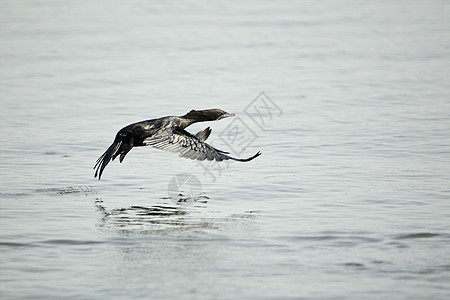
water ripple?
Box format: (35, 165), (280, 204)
(394, 233), (442, 239)
(39, 239), (105, 246)
(35, 185), (94, 195)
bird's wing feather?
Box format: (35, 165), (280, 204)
(94, 139), (122, 179)
(143, 127), (261, 162)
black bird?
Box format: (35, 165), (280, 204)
(94, 109), (261, 179)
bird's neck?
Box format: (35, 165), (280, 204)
(179, 115), (216, 129)
(178, 117), (197, 129)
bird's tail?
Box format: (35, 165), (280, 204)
(94, 139), (122, 180)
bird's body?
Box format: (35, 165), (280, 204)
(94, 109), (261, 179)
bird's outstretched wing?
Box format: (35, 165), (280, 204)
(144, 127), (261, 162)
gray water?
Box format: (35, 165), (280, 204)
(1, 1), (449, 299)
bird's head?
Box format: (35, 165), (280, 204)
(183, 109), (235, 122)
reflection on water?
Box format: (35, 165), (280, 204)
(95, 193), (213, 233)
(165, 193), (209, 204)
(95, 193), (259, 236)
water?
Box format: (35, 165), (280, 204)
(1, 0), (449, 299)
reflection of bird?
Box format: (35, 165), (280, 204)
(94, 109), (262, 179)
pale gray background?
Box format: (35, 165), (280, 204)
(1, 1), (449, 299)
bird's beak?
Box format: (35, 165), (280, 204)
(219, 112), (236, 120)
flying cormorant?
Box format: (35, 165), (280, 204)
(94, 109), (261, 179)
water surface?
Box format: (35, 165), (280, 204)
(1, 1), (449, 299)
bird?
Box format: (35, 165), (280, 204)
(94, 109), (262, 179)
